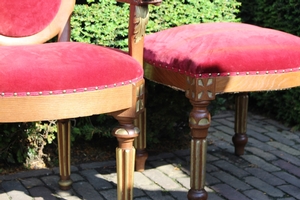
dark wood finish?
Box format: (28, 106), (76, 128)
(233, 93), (249, 155)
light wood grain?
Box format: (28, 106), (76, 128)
(0, 84), (134, 123)
(144, 62), (300, 94)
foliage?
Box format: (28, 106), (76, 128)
(238, 0), (300, 35)
(0, 122), (56, 167)
(71, 0), (241, 50)
(238, 0), (300, 128)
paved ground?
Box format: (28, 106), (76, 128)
(1, 110), (300, 200)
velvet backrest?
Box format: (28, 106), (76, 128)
(0, 0), (75, 45)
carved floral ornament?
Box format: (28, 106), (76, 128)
(134, 5), (149, 43)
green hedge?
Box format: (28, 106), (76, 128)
(238, 0), (300, 128)
(71, 0), (241, 49)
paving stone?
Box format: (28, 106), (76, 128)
(133, 172), (153, 187)
(244, 176), (284, 197)
(72, 181), (104, 199)
(247, 123), (268, 133)
(281, 130), (300, 140)
(245, 129), (270, 142)
(70, 173), (85, 182)
(263, 119), (290, 130)
(156, 164), (188, 179)
(242, 155), (280, 172)
(265, 131), (296, 146)
(21, 178), (44, 189)
(273, 171), (300, 187)
(207, 192), (226, 200)
(243, 189), (271, 200)
(174, 149), (190, 157)
(269, 150), (300, 166)
(100, 188), (144, 200)
(142, 183), (175, 200)
(29, 186), (57, 200)
(267, 141), (300, 156)
(277, 185), (300, 199)
(247, 138), (277, 152)
(210, 184), (251, 200)
(211, 127), (233, 143)
(41, 175), (60, 191)
(169, 187), (188, 200)
(80, 169), (113, 190)
(211, 171), (251, 191)
(134, 197), (151, 200)
(272, 160), (300, 178)
(245, 147), (277, 161)
(52, 165), (78, 174)
(1, 180), (32, 200)
(245, 168), (286, 186)
(205, 173), (221, 186)
(206, 154), (220, 163)
(214, 118), (235, 128)
(212, 160), (249, 178)
(55, 189), (77, 198)
(166, 156), (188, 167)
(206, 163), (219, 173)
(1, 169), (52, 181)
(0, 191), (10, 200)
(142, 169), (182, 190)
(175, 176), (190, 189)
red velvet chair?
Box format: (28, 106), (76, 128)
(0, 0), (158, 199)
(136, 21), (300, 199)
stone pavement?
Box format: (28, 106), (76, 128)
(1, 110), (300, 199)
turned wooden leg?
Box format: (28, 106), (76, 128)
(57, 119), (72, 190)
(134, 109), (148, 172)
(113, 118), (139, 200)
(232, 93), (249, 155)
(187, 100), (210, 200)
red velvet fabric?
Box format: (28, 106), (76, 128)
(0, 42), (143, 97)
(144, 23), (300, 77)
(0, 0), (61, 37)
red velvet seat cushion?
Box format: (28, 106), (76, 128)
(0, 42), (143, 97)
(144, 22), (300, 78)
(0, 0), (61, 37)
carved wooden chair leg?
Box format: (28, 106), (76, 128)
(57, 119), (72, 190)
(187, 100), (211, 200)
(232, 93), (249, 156)
(134, 109), (148, 172)
(113, 117), (139, 200)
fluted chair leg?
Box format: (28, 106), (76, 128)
(57, 119), (72, 190)
(134, 109), (148, 172)
(113, 119), (139, 200)
(187, 100), (210, 200)
(232, 93), (249, 155)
